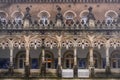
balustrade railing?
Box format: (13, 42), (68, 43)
(0, 20), (120, 33)
(0, 20), (120, 31)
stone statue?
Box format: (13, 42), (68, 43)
(23, 7), (32, 28)
(87, 7), (96, 21)
(55, 6), (63, 27)
(24, 7), (31, 20)
(87, 7), (96, 27)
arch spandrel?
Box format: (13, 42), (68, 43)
(93, 36), (107, 48)
(0, 36), (19, 49)
(44, 38), (57, 49)
(108, 38), (120, 49)
(30, 38), (42, 49)
(61, 36), (91, 49)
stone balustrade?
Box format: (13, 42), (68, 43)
(0, 20), (120, 31)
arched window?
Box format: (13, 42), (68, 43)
(40, 14), (48, 25)
(14, 16), (22, 24)
(45, 53), (53, 69)
(11, 11), (23, 24)
(64, 53), (74, 69)
(0, 11), (7, 23)
(38, 11), (50, 26)
(111, 51), (120, 68)
(93, 53), (99, 68)
(0, 17), (6, 23)
(78, 59), (86, 69)
(106, 16), (113, 24)
(81, 17), (87, 24)
(105, 10), (118, 25)
(87, 51), (101, 68)
(80, 10), (89, 25)
(64, 11), (76, 26)
(17, 54), (25, 69)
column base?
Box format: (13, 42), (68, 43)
(24, 65), (30, 78)
(105, 66), (111, 75)
(57, 65), (62, 78)
(8, 66), (14, 75)
(89, 67), (95, 78)
(73, 65), (78, 78)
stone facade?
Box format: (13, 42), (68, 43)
(0, 0), (120, 78)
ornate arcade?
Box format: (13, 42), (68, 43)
(0, 1), (120, 78)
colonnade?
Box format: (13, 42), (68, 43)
(0, 35), (117, 77)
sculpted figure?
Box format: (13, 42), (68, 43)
(56, 7), (63, 27)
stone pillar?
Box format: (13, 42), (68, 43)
(89, 47), (94, 78)
(42, 47), (45, 63)
(41, 46), (46, 77)
(26, 48), (30, 65)
(58, 47), (61, 66)
(89, 47), (94, 67)
(9, 48), (14, 75)
(57, 47), (62, 77)
(105, 47), (111, 74)
(74, 47), (77, 66)
(74, 47), (78, 78)
(40, 39), (46, 77)
(10, 48), (13, 66)
(25, 47), (30, 78)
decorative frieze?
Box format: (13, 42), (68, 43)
(0, 0), (119, 3)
